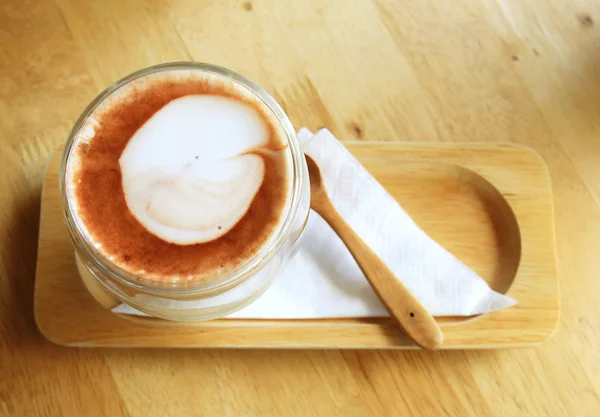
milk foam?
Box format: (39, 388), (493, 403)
(66, 68), (293, 281)
(120, 95), (269, 244)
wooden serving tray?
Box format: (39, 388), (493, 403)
(34, 142), (558, 349)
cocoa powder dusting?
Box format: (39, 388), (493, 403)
(71, 72), (291, 281)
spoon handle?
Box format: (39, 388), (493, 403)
(315, 199), (443, 350)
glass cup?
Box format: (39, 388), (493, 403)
(59, 62), (310, 321)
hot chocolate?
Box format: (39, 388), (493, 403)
(65, 69), (293, 283)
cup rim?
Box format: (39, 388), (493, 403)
(59, 61), (305, 296)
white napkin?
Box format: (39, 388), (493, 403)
(113, 128), (516, 318)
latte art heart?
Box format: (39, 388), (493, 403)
(120, 96), (269, 245)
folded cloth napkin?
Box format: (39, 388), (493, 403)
(113, 128), (516, 318)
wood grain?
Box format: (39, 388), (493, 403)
(305, 154), (444, 350)
(2, 0), (600, 415)
(34, 143), (556, 349)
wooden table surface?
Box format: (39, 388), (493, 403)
(1, 0), (599, 415)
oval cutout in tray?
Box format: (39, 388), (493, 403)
(363, 159), (522, 321)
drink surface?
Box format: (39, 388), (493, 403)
(66, 69), (293, 283)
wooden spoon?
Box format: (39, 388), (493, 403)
(305, 155), (443, 350)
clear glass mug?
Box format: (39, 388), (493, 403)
(59, 62), (310, 321)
